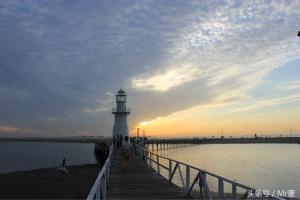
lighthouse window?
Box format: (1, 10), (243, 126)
(117, 96), (126, 102)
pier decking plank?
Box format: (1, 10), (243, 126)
(107, 149), (186, 199)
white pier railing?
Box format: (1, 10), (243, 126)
(87, 143), (283, 200)
(135, 145), (283, 200)
(87, 144), (113, 200)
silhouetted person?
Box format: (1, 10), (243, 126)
(94, 142), (109, 166)
(113, 137), (117, 146)
(199, 172), (204, 198)
(298, 31), (300, 37)
(120, 135), (123, 147)
(121, 136), (132, 170)
(57, 158), (69, 174)
(116, 134), (123, 149)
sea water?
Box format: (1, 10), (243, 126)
(0, 141), (96, 174)
(155, 144), (300, 197)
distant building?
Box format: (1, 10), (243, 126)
(112, 88), (130, 142)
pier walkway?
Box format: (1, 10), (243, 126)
(107, 149), (184, 199)
(87, 144), (283, 200)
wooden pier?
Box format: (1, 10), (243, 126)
(87, 144), (281, 200)
(107, 149), (185, 199)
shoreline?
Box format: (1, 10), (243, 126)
(0, 163), (97, 175)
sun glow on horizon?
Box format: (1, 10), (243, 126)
(132, 100), (300, 138)
(139, 117), (162, 127)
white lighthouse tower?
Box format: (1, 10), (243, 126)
(112, 88), (130, 142)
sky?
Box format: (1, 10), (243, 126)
(0, 0), (300, 138)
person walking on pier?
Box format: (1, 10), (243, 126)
(199, 172), (204, 198)
(121, 136), (132, 170)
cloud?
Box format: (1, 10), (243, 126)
(0, 124), (39, 133)
(234, 94), (300, 112)
(0, 125), (19, 132)
(130, 1), (300, 94)
(78, 131), (98, 136)
(131, 64), (200, 92)
(139, 117), (162, 127)
(127, 0), (300, 124)
(0, 1), (300, 136)
(279, 81), (300, 91)
(83, 92), (113, 113)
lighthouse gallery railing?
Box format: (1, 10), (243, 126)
(87, 144), (113, 200)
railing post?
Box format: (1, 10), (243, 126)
(103, 175), (107, 200)
(232, 183), (237, 200)
(218, 178), (224, 200)
(202, 173), (213, 200)
(157, 155), (160, 174)
(145, 150), (148, 163)
(185, 166), (190, 195)
(142, 149), (145, 162)
(96, 184), (100, 200)
(150, 152), (152, 167)
(137, 145), (140, 156)
(106, 167), (109, 187)
(168, 160), (172, 181)
(177, 164), (185, 188)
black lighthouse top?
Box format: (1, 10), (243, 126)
(116, 87), (126, 102)
(118, 88), (125, 94)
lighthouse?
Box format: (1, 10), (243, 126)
(112, 88), (130, 143)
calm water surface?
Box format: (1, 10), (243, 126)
(156, 144), (300, 195)
(0, 142), (96, 174)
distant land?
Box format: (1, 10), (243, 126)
(0, 136), (110, 143)
(1, 136), (300, 144)
(146, 136), (300, 144)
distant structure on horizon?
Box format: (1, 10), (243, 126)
(112, 87), (130, 142)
